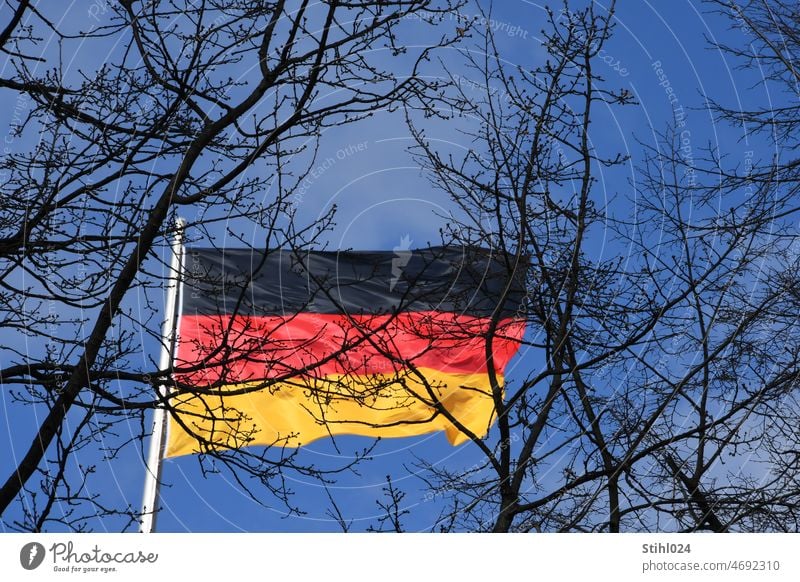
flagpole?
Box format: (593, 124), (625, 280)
(140, 217), (185, 534)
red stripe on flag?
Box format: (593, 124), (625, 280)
(176, 311), (524, 385)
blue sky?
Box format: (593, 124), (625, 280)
(0, 0), (782, 532)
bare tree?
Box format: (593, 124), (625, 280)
(401, 0), (800, 532)
(0, 0), (463, 532)
(5, 0), (799, 534)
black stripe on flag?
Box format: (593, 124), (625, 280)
(182, 246), (527, 317)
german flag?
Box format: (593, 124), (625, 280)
(166, 246), (526, 457)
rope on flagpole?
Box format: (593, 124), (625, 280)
(140, 217), (185, 533)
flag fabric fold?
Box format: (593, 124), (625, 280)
(166, 246), (526, 457)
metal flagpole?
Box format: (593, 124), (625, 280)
(140, 218), (185, 533)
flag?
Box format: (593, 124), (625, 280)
(166, 246), (526, 457)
